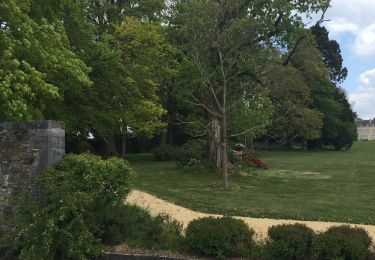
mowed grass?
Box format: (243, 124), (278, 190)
(128, 141), (375, 225)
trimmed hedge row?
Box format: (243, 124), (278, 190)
(185, 216), (254, 258)
(185, 218), (372, 260)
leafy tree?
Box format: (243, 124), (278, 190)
(0, 0), (91, 121)
(267, 62), (323, 146)
(307, 25), (357, 149)
(17, 0), (173, 156)
(66, 1), (173, 156)
(110, 16), (177, 155)
(170, 0), (330, 188)
(311, 25), (348, 84)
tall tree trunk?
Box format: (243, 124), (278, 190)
(105, 133), (117, 157)
(121, 133), (126, 158)
(207, 115), (222, 168)
(222, 115), (228, 189)
(160, 130), (167, 146)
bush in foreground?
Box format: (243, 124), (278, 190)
(313, 225), (372, 260)
(185, 216), (254, 258)
(3, 153), (135, 259)
(101, 204), (184, 251)
(265, 223), (314, 260)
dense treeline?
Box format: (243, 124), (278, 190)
(1, 0), (356, 184)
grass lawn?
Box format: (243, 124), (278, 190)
(128, 141), (375, 225)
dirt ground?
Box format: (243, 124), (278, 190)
(127, 189), (375, 248)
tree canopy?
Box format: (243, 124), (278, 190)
(0, 0), (358, 186)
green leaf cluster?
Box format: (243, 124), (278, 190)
(3, 153), (135, 259)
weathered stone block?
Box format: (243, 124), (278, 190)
(58, 136), (65, 149)
(5, 151), (22, 162)
(31, 136), (49, 149)
(0, 120), (65, 223)
(48, 136), (59, 148)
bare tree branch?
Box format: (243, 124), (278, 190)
(314, 5), (330, 27)
(189, 93), (223, 118)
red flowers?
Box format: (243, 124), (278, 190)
(242, 154), (268, 169)
(233, 148), (268, 169)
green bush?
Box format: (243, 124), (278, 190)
(313, 225), (372, 260)
(3, 153), (135, 260)
(265, 223), (314, 260)
(101, 204), (184, 251)
(228, 149), (242, 164)
(153, 144), (177, 161)
(175, 139), (206, 166)
(185, 216), (254, 258)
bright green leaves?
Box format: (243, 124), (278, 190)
(0, 0), (91, 121)
(112, 16), (178, 137)
(4, 154), (135, 259)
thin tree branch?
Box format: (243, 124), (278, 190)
(189, 94), (223, 118)
(314, 5), (330, 26)
(282, 36), (304, 66)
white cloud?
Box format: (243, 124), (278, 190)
(325, 0), (375, 28)
(354, 24), (375, 57)
(349, 68), (375, 119)
(310, 0), (375, 57)
(326, 18), (358, 37)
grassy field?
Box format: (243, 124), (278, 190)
(128, 141), (375, 225)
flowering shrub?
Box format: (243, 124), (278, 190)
(232, 146), (268, 169)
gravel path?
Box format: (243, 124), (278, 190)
(127, 189), (375, 248)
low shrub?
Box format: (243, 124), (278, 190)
(175, 139), (206, 166)
(313, 225), (372, 260)
(153, 144), (177, 161)
(228, 149), (242, 164)
(3, 153), (135, 259)
(265, 223), (314, 260)
(185, 216), (254, 258)
(229, 146), (268, 169)
(101, 204), (184, 251)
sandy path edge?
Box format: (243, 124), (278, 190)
(126, 189), (375, 248)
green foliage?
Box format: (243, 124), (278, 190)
(288, 28), (357, 150)
(228, 148), (242, 165)
(153, 144), (178, 161)
(267, 62), (323, 143)
(0, 0), (91, 121)
(185, 216), (254, 258)
(313, 225), (371, 260)
(100, 204), (184, 251)
(265, 224), (314, 260)
(175, 139), (206, 166)
(310, 25), (348, 84)
(4, 153), (135, 259)
(112, 16), (177, 137)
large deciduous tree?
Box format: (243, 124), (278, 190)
(10, 0), (173, 156)
(308, 25), (357, 149)
(171, 0), (330, 188)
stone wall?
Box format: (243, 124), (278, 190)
(0, 120), (65, 220)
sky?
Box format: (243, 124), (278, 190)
(308, 0), (375, 119)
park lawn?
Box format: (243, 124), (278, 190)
(128, 141), (375, 225)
